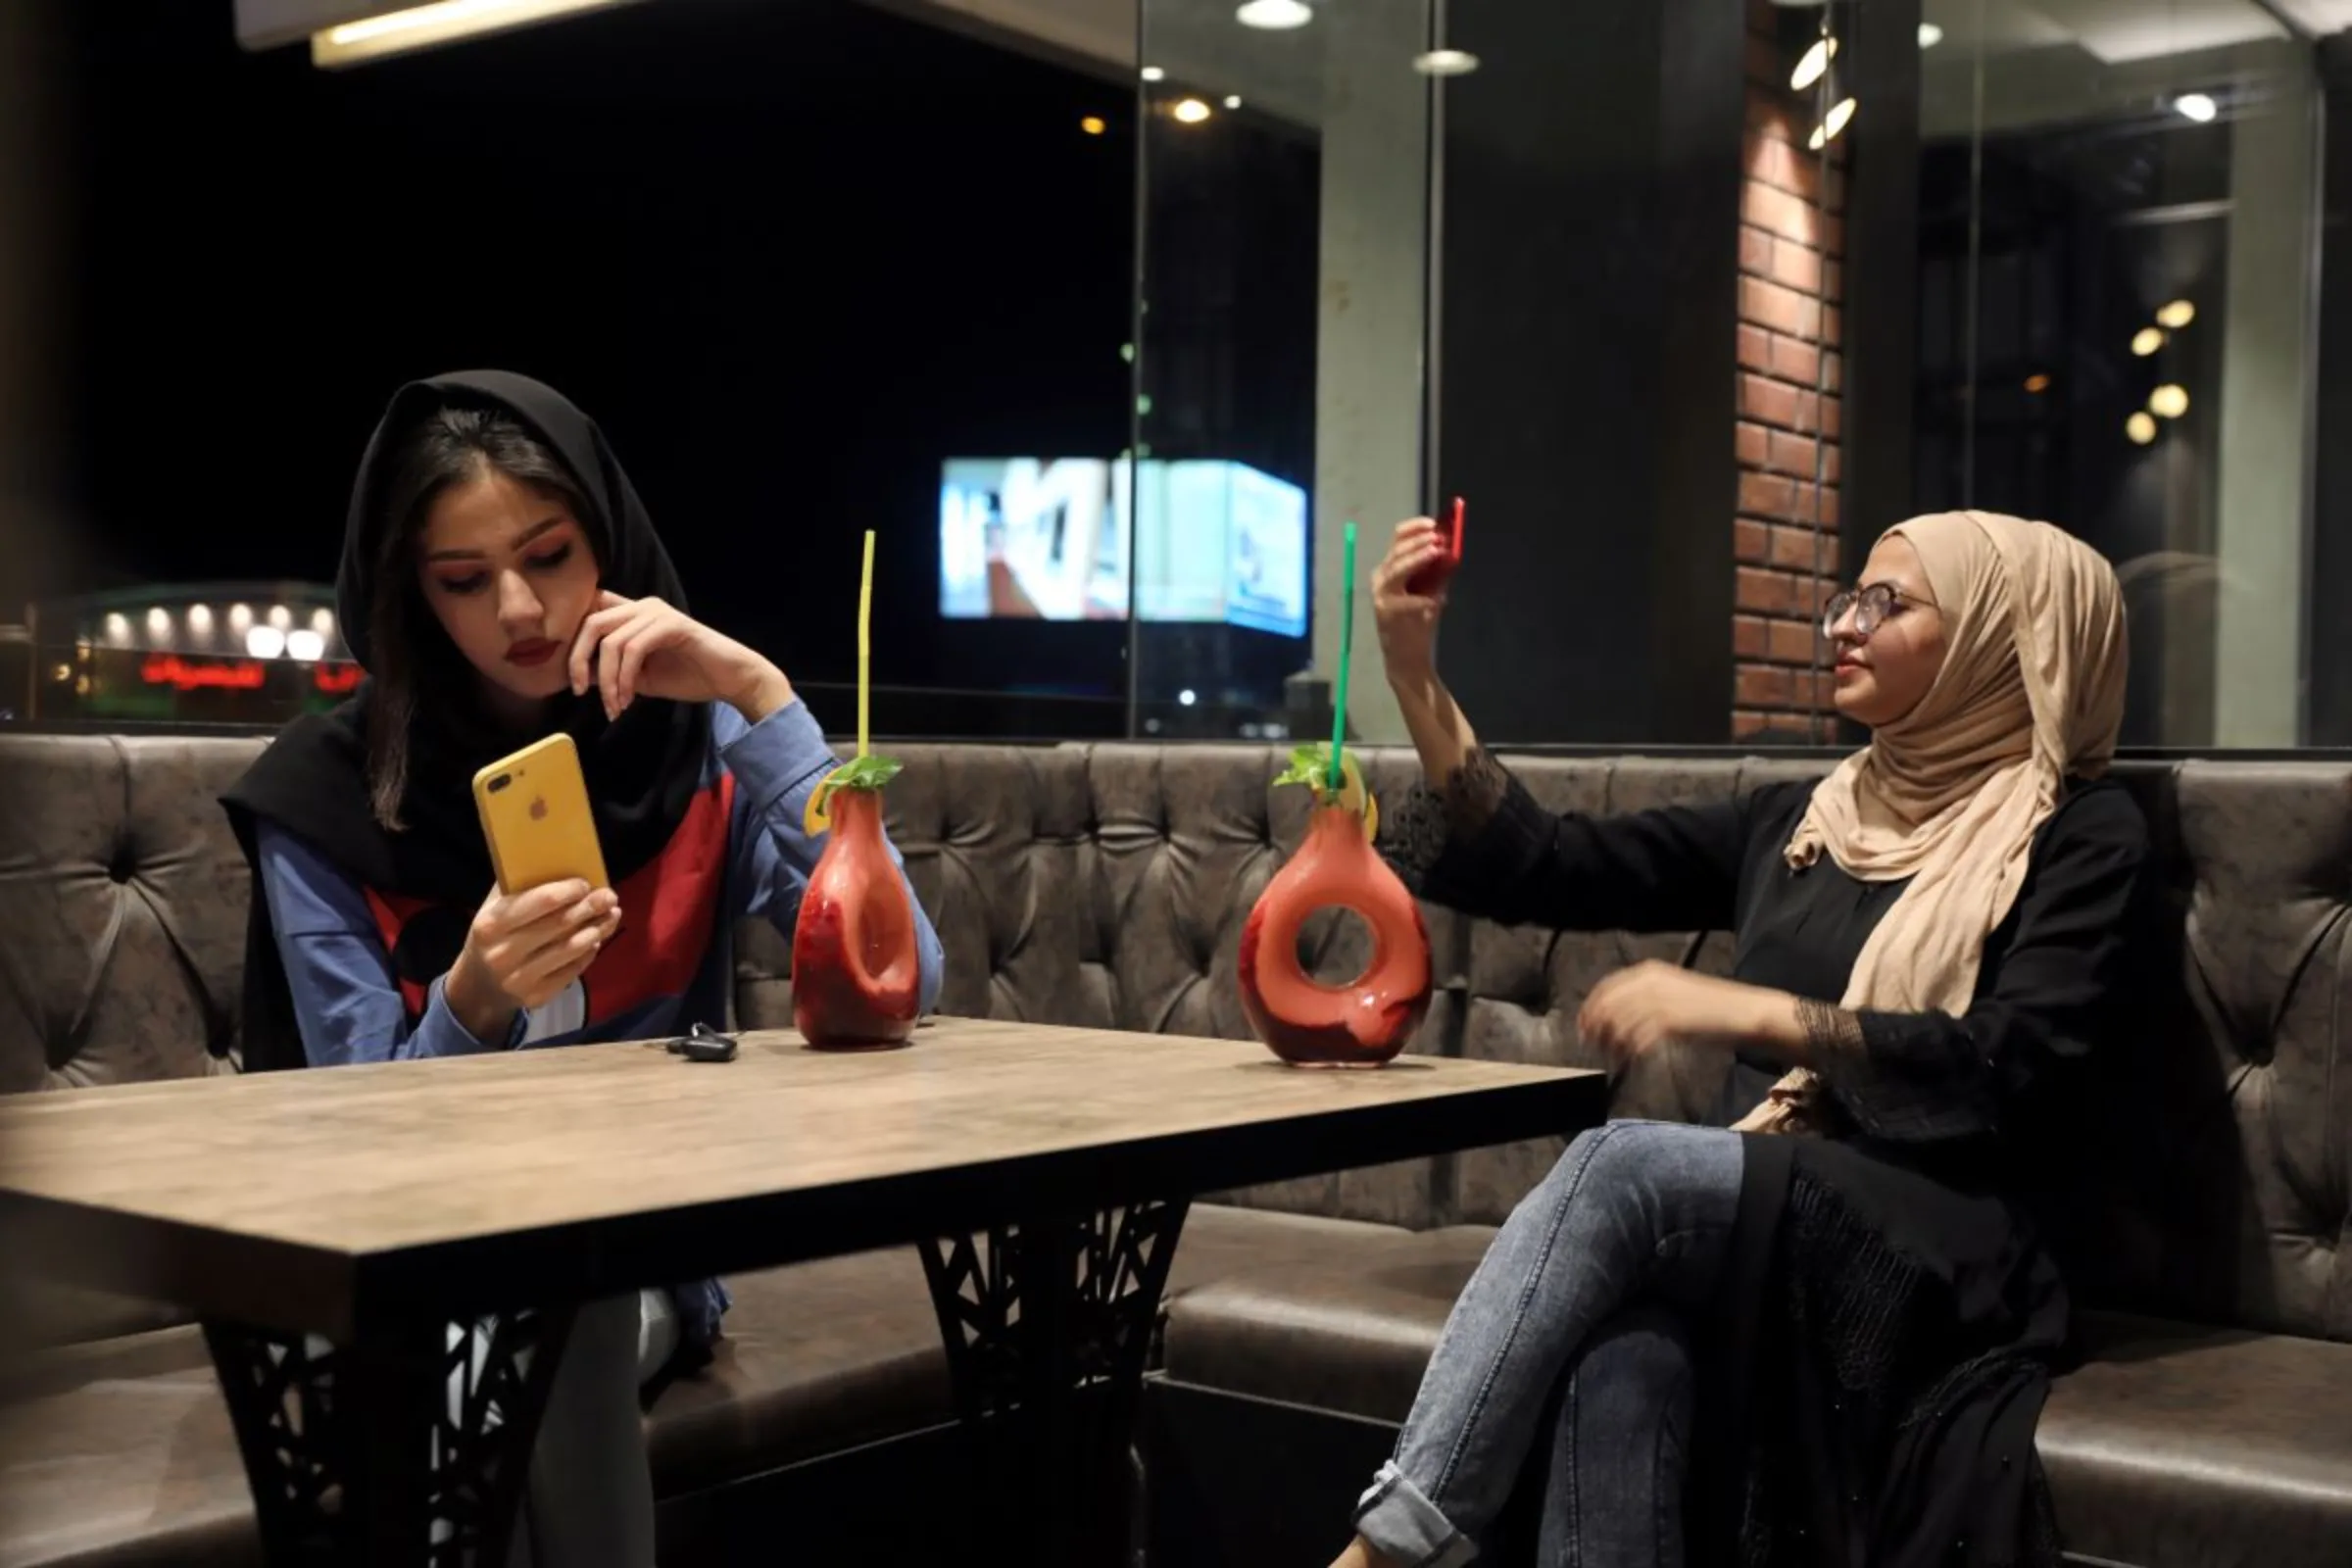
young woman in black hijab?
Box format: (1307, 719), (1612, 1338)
(223, 370), (944, 1566)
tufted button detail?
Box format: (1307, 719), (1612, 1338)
(107, 850), (135, 885)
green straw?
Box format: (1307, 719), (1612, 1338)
(1330, 521), (1357, 792)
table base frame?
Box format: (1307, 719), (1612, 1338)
(204, 1306), (577, 1568)
(921, 1200), (1192, 1565)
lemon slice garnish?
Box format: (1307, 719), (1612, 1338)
(803, 763), (852, 837)
(1334, 755), (1379, 843)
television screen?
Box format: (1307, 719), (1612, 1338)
(940, 457), (1307, 637)
(938, 459), (1124, 620)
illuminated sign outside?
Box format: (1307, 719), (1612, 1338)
(136, 654), (364, 695)
(39, 581), (358, 722)
(141, 655), (267, 692)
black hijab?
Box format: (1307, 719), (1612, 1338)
(222, 370), (711, 1071)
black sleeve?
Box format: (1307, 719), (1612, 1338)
(1377, 748), (1754, 933)
(1812, 782), (2150, 1143)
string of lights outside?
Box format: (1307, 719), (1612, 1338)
(27, 583), (356, 724)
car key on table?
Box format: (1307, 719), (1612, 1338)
(665, 1022), (739, 1063)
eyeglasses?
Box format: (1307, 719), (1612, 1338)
(1820, 583), (1936, 640)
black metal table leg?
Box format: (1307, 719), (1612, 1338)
(204, 1306), (577, 1567)
(922, 1200), (1191, 1567)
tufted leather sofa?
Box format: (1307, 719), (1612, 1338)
(2, 736), (2348, 1568)
(1136, 749), (2352, 1568)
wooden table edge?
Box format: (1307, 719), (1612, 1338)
(3, 1067), (1606, 1340)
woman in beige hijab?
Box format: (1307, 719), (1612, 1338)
(1331, 512), (2144, 1567)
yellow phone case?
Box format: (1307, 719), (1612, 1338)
(471, 734), (611, 896)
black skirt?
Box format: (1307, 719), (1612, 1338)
(1692, 1132), (2069, 1568)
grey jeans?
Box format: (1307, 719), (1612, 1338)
(503, 1289), (676, 1568)
(1354, 1121), (1742, 1568)
(311, 1293), (676, 1565)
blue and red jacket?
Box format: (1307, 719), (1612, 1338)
(253, 699), (946, 1347)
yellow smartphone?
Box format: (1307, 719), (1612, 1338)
(471, 734), (610, 896)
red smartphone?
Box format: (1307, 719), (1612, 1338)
(1404, 497), (1466, 597)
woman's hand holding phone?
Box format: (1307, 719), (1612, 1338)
(1373, 516), (1455, 690)
(446, 879), (620, 1041)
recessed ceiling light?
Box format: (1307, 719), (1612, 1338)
(1918, 22), (1943, 49)
(1171, 97), (1212, 124)
(2132, 327), (2166, 357)
(1235, 0), (1312, 28)
(1411, 48), (1480, 76)
(2156, 299), (2196, 329)
(2175, 92), (2218, 122)
(1223, 94), (1243, 110)
(1141, 65), (1166, 82)
(1080, 116), (1106, 135)
(2126, 412), (2157, 445)
(2148, 384), (2190, 419)
(1790, 36), (1837, 92)
(1807, 96), (1857, 150)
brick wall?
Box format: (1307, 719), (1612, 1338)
(1732, 0), (1846, 742)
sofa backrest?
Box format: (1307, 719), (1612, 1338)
(2, 734), (2345, 1344)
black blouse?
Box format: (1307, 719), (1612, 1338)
(1385, 754), (2150, 1154)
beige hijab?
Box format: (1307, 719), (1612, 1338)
(1733, 511), (2127, 1134)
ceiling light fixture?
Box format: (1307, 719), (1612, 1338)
(2132, 326), (2166, 357)
(1141, 65), (1166, 82)
(1808, 96), (1857, 150)
(2148, 384), (2190, 419)
(1411, 49), (1481, 76)
(310, 0), (637, 69)
(1171, 97), (1212, 124)
(2174, 92), (2218, 123)
(1223, 94), (1243, 110)
(1918, 22), (1944, 48)
(1235, 0), (1312, 29)
(2126, 412), (2158, 445)
(1790, 36), (1837, 92)
(2156, 299), (2196, 329)
(1081, 116), (1106, 135)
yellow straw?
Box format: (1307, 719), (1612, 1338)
(858, 530), (874, 758)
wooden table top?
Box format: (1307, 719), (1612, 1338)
(0, 1018), (1601, 1339)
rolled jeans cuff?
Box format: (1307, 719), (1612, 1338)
(1354, 1459), (1478, 1568)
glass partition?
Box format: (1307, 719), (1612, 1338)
(11, 0), (2350, 753)
(1129, 0), (1433, 745)
(1919, 0), (2328, 748)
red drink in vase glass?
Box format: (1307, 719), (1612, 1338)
(1237, 747), (1432, 1066)
(792, 757), (920, 1050)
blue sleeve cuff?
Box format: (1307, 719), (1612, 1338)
(416, 974), (523, 1056)
(717, 700), (840, 825)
